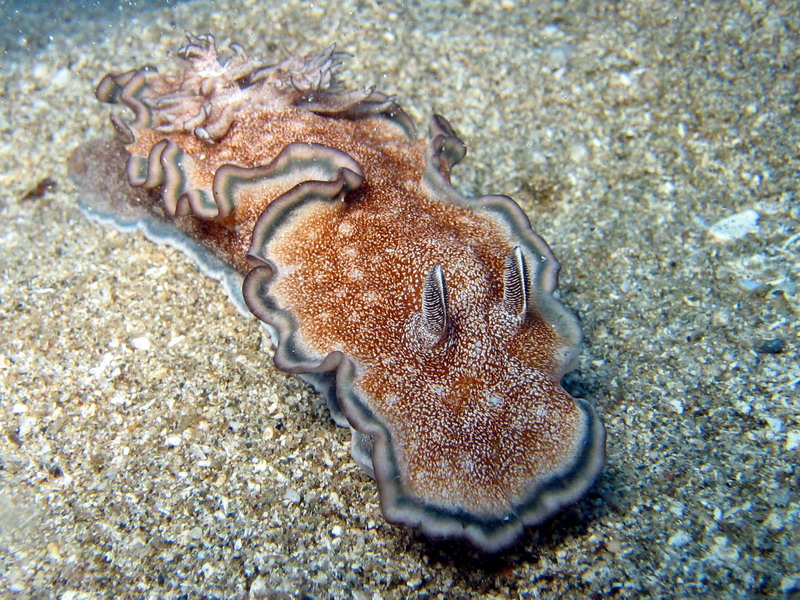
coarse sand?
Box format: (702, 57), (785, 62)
(1, 1), (798, 598)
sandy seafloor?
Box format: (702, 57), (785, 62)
(1, 0), (798, 598)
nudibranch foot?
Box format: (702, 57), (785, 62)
(70, 33), (606, 553)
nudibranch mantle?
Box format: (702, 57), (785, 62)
(70, 33), (605, 552)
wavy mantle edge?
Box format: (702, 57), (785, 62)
(75, 173), (350, 426)
(96, 54), (416, 223)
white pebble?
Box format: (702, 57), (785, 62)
(52, 67), (71, 88)
(785, 430), (800, 451)
(60, 592), (93, 600)
(668, 530), (691, 548)
(250, 576), (268, 598)
(668, 399), (684, 414)
(283, 488), (301, 504)
(32, 62), (49, 80)
(710, 536), (740, 562)
(764, 416), (783, 434)
(90, 353), (114, 377)
(18, 416), (36, 438)
(165, 434), (182, 447)
(568, 143), (589, 163)
(130, 336), (152, 351)
(708, 209), (760, 241)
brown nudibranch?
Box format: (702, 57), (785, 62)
(69, 33), (605, 552)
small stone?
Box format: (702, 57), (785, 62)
(669, 502), (685, 516)
(283, 488), (301, 504)
(580, 568), (597, 583)
(165, 434), (182, 447)
(569, 143), (589, 163)
(738, 279), (762, 291)
(130, 336), (152, 351)
(756, 338), (785, 354)
(18, 416), (36, 438)
(249, 576), (268, 599)
(780, 575), (799, 594)
(763, 511), (784, 531)
(668, 530), (691, 548)
(52, 67), (71, 88)
(785, 431), (800, 451)
(61, 593), (92, 600)
(708, 209), (759, 241)
(201, 562), (215, 578)
(47, 541), (62, 560)
(7, 567), (26, 592)
(668, 399), (684, 414)
(763, 416), (783, 434)
(710, 536), (740, 562)
(90, 353), (115, 377)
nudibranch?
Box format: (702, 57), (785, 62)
(69, 33), (605, 552)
